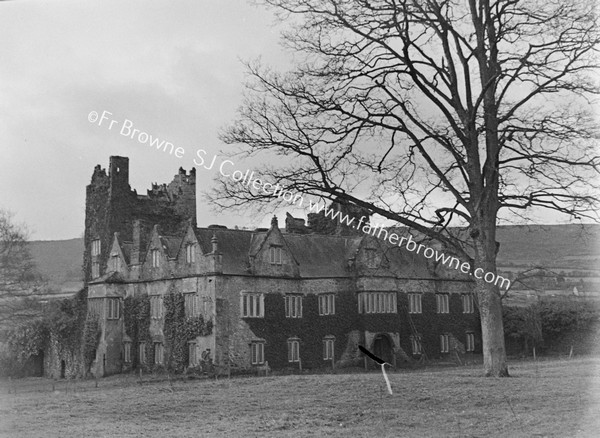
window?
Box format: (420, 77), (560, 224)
(110, 254), (121, 272)
(91, 239), (101, 256)
(154, 343), (164, 365)
(284, 295), (303, 318)
(184, 293), (199, 317)
(365, 248), (377, 268)
(150, 296), (163, 319)
(269, 246), (282, 264)
(151, 249), (160, 268)
(88, 298), (104, 317)
(139, 343), (146, 364)
(251, 342), (265, 365)
(440, 334), (449, 353)
(410, 335), (422, 355)
(323, 337), (335, 360)
(201, 296), (212, 318)
(318, 294), (336, 316)
(124, 342), (131, 363)
(466, 333), (475, 352)
(240, 292), (264, 318)
(408, 293), (422, 314)
(287, 338), (300, 363)
(188, 342), (197, 366)
(92, 262), (100, 279)
(186, 244), (195, 264)
(107, 298), (120, 319)
(357, 292), (397, 314)
(462, 294), (474, 313)
(436, 294), (450, 314)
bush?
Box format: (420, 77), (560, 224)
(539, 300), (597, 337)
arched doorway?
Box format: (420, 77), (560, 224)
(372, 334), (394, 365)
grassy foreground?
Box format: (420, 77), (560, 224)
(0, 357), (598, 437)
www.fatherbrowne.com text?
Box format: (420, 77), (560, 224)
(88, 109), (509, 290)
(194, 149), (510, 290)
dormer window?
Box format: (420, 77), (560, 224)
(151, 249), (160, 268)
(110, 254), (121, 272)
(91, 239), (101, 256)
(269, 246), (282, 265)
(186, 243), (195, 264)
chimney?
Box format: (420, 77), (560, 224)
(131, 220), (141, 265)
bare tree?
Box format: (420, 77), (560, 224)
(0, 209), (43, 325)
(212, 0), (599, 376)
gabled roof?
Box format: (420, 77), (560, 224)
(283, 233), (360, 277)
(88, 271), (125, 284)
(159, 236), (182, 259)
(194, 228), (258, 274)
(109, 233), (131, 266)
(121, 242), (132, 265)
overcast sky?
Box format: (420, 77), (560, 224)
(0, 0), (290, 240)
(1, 0), (582, 241)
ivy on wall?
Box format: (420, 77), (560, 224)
(123, 292), (212, 374)
(81, 315), (101, 372)
(1, 288), (101, 378)
(163, 292), (212, 373)
(244, 290), (482, 370)
(123, 294), (151, 370)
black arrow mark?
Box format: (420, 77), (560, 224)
(358, 345), (386, 365)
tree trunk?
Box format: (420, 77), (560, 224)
(476, 279), (509, 376)
(473, 231), (509, 376)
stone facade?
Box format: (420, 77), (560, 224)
(85, 156), (480, 376)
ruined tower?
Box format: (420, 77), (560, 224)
(83, 156), (196, 283)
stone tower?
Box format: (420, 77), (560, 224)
(83, 156), (196, 283)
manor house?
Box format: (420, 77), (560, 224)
(85, 156), (479, 376)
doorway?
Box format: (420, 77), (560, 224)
(372, 334), (394, 365)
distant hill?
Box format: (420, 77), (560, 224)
(29, 238), (83, 294)
(26, 224), (599, 294)
(496, 224), (600, 271)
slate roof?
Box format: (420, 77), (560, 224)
(194, 228), (257, 275)
(192, 227), (437, 279)
(283, 233), (357, 277)
(159, 236), (182, 259)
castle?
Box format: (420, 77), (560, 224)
(85, 156), (480, 376)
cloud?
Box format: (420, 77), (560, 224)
(0, 0), (288, 239)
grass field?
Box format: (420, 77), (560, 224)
(1, 357), (598, 437)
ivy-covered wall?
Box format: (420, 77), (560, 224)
(243, 290), (480, 370)
(121, 292), (212, 374)
(1, 288), (101, 379)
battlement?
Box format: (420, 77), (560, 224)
(84, 156), (197, 283)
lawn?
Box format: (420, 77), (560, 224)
(0, 357), (598, 437)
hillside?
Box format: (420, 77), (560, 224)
(29, 238), (83, 294)
(495, 224), (600, 270)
